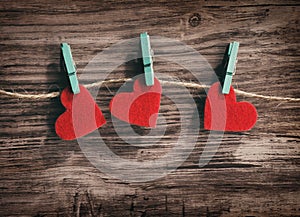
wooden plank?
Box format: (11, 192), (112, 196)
(0, 0), (299, 216)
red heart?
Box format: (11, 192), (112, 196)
(204, 82), (257, 131)
(55, 85), (106, 140)
(109, 76), (162, 127)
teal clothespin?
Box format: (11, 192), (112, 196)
(222, 41), (239, 94)
(140, 32), (154, 86)
(61, 43), (80, 94)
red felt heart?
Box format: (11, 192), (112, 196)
(204, 82), (257, 131)
(109, 76), (162, 127)
(55, 85), (106, 140)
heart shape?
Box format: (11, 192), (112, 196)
(109, 75), (162, 127)
(55, 85), (106, 140)
(204, 82), (257, 131)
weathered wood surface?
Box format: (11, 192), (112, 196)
(0, 0), (299, 216)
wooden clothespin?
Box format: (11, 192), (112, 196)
(140, 32), (154, 86)
(61, 43), (80, 94)
(222, 41), (239, 94)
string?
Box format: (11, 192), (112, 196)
(0, 78), (299, 102)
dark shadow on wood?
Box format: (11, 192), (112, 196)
(214, 43), (230, 86)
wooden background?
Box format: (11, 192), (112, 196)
(0, 0), (299, 216)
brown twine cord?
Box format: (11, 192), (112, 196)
(0, 78), (299, 102)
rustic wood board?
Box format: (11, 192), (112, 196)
(0, 0), (299, 216)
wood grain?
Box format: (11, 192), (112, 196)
(0, 0), (299, 216)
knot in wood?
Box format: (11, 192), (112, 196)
(189, 13), (201, 27)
